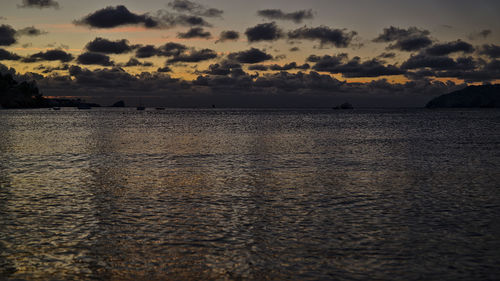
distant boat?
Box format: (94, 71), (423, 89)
(52, 107), (60, 110)
(155, 107), (165, 110)
(77, 104), (91, 109)
(137, 106), (146, 110)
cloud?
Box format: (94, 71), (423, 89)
(378, 52), (396, 59)
(288, 26), (357, 47)
(135, 45), (158, 58)
(77, 52), (113, 66)
(18, 0), (59, 9)
(257, 9), (313, 23)
(135, 42), (188, 58)
(0, 25), (17, 46)
(479, 44), (500, 59)
(85, 37), (135, 54)
(228, 48), (273, 64)
(158, 13), (211, 28)
(121, 58), (153, 67)
(373, 26), (429, 42)
(74, 5), (158, 29)
(248, 64), (269, 71)
(25, 49), (74, 62)
(311, 54), (405, 77)
(425, 40), (474, 56)
(374, 26), (432, 51)
(177, 27), (211, 39)
(0, 48), (21, 60)
(167, 48), (217, 63)
(269, 62), (310, 71)
(401, 53), (477, 71)
(245, 22), (283, 42)
(168, 0), (223, 17)
(424, 59), (500, 82)
(216, 30), (239, 43)
(198, 61), (244, 77)
(8, 60), (467, 107)
(157, 66), (172, 73)
(388, 36), (432, 52)
(16, 26), (48, 36)
(468, 29), (492, 40)
(160, 42), (189, 56)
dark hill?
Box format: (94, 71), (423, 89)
(0, 73), (47, 108)
(426, 85), (500, 108)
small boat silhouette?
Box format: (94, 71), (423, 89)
(137, 106), (146, 110)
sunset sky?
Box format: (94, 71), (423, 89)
(1, 0), (499, 107)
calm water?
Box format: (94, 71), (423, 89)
(0, 108), (499, 280)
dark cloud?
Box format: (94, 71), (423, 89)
(0, 48), (21, 60)
(0, 25), (17, 46)
(198, 61), (245, 78)
(167, 48), (217, 63)
(64, 66), (181, 91)
(228, 48), (273, 64)
(425, 40), (474, 56)
(378, 52), (396, 59)
(401, 54), (477, 71)
(288, 26), (357, 47)
(245, 22), (283, 42)
(468, 29), (492, 40)
(18, 0), (59, 9)
(426, 59), (500, 82)
(216, 30), (239, 43)
(85, 37), (135, 54)
(257, 9), (313, 23)
(135, 42), (188, 58)
(248, 64), (269, 71)
(388, 36), (432, 52)
(74, 5), (158, 29)
(374, 26), (432, 51)
(177, 27), (211, 39)
(135, 45), (158, 58)
(7, 60), (466, 107)
(122, 58), (153, 67)
(160, 14), (211, 27)
(16, 26), (47, 36)
(25, 49), (74, 63)
(168, 0), (223, 17)
(157, 66), (172, 73)
(269, 62), (310, 71)
(160, 42), (189, 56)
(312, 55), (405, 77)
(401, 54), (456, 70)
(35, 64), (70, 73)
(77, 52), (113, 66)
(479, 44), (500, 59)
(373, 26), (429, 42)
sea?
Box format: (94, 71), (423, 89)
(0, 108), (499, 280)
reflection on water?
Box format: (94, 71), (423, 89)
(0, 108), (499, 280)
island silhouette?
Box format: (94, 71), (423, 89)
(426, 85), (500, 108)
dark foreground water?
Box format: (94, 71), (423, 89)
(0, 108), (499, 280)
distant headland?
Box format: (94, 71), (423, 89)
(426, 85), (500, 108)
(1, 72), (105, 109)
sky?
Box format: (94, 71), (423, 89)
(0, 0), (499, 107)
